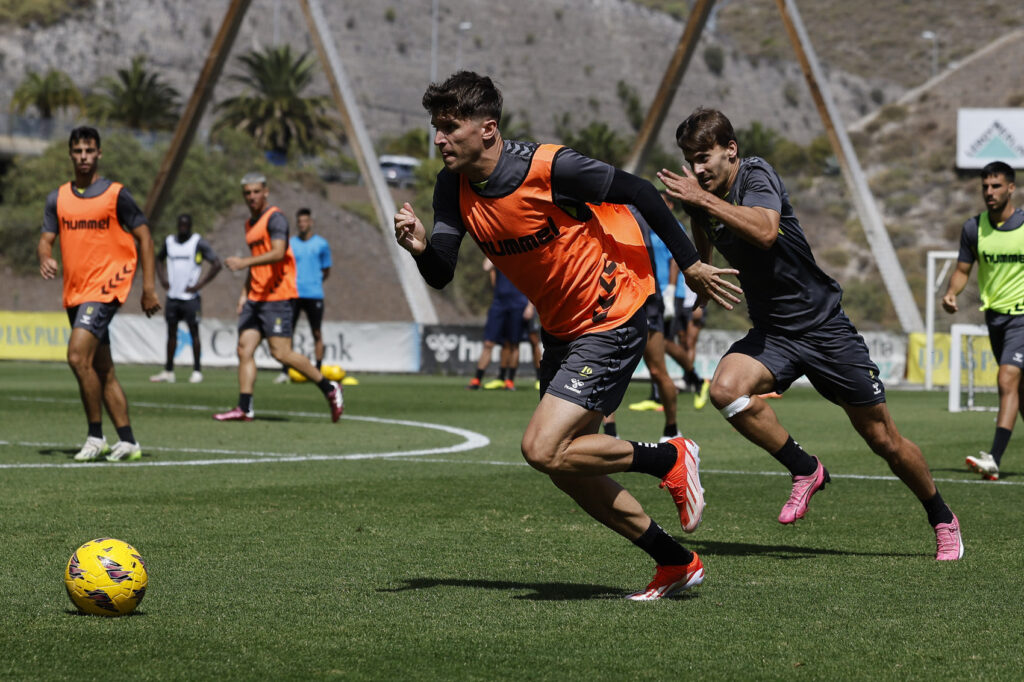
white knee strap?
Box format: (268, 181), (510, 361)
(720, 395), (751, 420)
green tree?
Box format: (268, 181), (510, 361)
(735, 121), (780, 160)
(87, 56), (181, 130)
(214, 45), (342, 158)
(10, 69), (83, 118)
(499, 111), (533, 142)
(554, 114), (629, 166)
(382, 128), (430, 157)
(616, 80), (644, 132)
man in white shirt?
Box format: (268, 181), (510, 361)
(151, 214), (222, 383)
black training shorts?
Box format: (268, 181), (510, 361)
(727, 309), (885, 407)
(238, 299), (294, 338)
(67, 300), (120, 345)
(539, 307), (648, 415)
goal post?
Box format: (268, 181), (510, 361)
(925, 250), (959, 390)
(948, 323), (998, 412)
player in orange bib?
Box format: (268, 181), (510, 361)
(213, 172), (344, 423)
(395, 72), (742, 600)
(37, 126), (161, 463)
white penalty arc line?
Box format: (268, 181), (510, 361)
(1, 396), (490, 469)
(3, 397), (1022, 486)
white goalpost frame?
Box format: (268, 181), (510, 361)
(948, 323), (996, 412)
(925, 250), (959, 390)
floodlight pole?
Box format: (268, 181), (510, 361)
(144, 0), (252, 227)
(623, 0), (716, 175)
(775, 0), (924, 333)
(299, 0), (439, 324)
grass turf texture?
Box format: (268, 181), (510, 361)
(1, 360), (1022, 680)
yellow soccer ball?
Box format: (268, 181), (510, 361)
(287, 367), (308, 383)
(65, 538), (148, 616)
(321, 364), (346, 382)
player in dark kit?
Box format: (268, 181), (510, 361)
(395, 72), (742, 599)
(659, 107), (963, 560)
(468, 258), (529, 391)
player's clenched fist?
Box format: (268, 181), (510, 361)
(394, 202), (427, 255)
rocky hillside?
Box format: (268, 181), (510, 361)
(2, 1), (1023, 328)
(0, 0), (899, 147)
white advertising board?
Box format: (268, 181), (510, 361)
(957, 108), (1024, 169)
(109, 315), (419, 372)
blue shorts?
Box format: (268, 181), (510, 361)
(67, 301), (120, 345)
(727, 309), (885, 407)
(483, 301), (527, 344)
(539, 307), (647, 415)
(986, 311), (1024, 368)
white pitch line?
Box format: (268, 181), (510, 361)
(3, 396), (1022, 486)
(0, 395), (490, 469)
(385, 457), (1024, 487)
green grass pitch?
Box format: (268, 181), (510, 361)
(1, 360), (1022, 680)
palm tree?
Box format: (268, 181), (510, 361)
(87, 56), (181, 130)
(10, 69), (84, 118)
(214, 45), (342, 159)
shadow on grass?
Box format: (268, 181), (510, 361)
(64, 609), (146, 617)
(686, 538), (917, 559)
(38, 447), (78, 457)
(378, 578), (699, 601)
(931, 466), (1013, 480)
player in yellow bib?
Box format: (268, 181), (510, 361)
(943, 161), (1024, 480)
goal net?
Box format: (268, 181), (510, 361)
(947, 323), (998, 413)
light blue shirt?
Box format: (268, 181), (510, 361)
(649, 227), (687, 296)
(290, 234), (332, 299)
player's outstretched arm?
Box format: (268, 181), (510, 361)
(942, 261), (972, 314)
(394, 202), (428, 255)
(38, 232), (59, 279)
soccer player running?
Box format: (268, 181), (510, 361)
(659, 107), (963, 560)
(943, 161), (1024, 481)
(151, 213), (222, 384)
(394, 72), (741, 599)
(468, 258), (529, 391)
(37, 126), (160, 462)
(274, 207), (333, 383)
(214, 173), (343, 423)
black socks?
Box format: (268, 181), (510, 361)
(772, 437), (818, 477)
(922, 491), (954, 527)
(990, 427), (1011, 464)
(633, 520), (693, 566)
(627, 441), (678, 479)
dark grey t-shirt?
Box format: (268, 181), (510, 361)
(262, 209), (289, 242)
(958, 208), (1024, 263)
(691, 156), (842, 334)
(42, 177), (147, 234)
